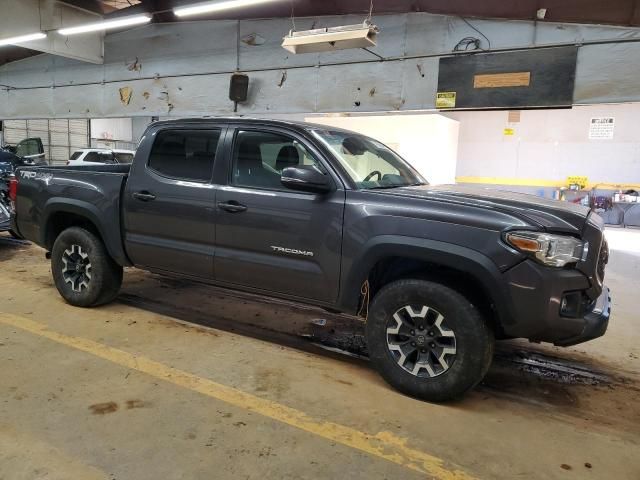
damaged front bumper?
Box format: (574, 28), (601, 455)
(554, 286), (611, 347)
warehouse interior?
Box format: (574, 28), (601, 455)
(1, 1), (639, 479)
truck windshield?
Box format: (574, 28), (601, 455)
(311, 129), (426, 189)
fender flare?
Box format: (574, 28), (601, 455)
(42, 198), (130, 266)
(338, 235), (515, 326)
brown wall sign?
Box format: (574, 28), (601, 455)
(473, 72), (531, 89)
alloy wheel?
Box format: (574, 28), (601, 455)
(61, 244), (92, 292)
(386, 305), (457, 377)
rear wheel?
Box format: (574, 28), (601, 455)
(366, 279), (494, 402)
(51, 227), (122, 307)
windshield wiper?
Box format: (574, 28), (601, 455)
(365, 184), (407, 190)
(366, 182), (426, 190)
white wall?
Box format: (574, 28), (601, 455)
(90, 118), (133, 142)
(306, 114), (459, 184)
(446, 104), (640, 186)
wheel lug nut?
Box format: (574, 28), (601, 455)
(411, 342), (416, 347)
(421, 349), (426, 353)
(430, 343), (436, 348)
(428, 331), (434, 336)
(410, 330), (415, 335)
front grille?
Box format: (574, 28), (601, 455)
(597, 237), (609, 281)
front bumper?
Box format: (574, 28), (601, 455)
(554, 286), (611, 346)
(501, 258), (612, 346)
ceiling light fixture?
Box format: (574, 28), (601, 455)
(58, 14), (151, 36)
(282, 23), (379, 54)
(174, 0), (284, 17)
(0, 32), (46, 47)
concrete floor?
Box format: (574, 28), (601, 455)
(1, 228), (639, 480)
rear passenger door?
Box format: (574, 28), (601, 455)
(214, 127), (345, 303)
(123, 126), (224, 279)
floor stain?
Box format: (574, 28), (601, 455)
(125, 399), (151, 409)
(89, 402), (119, 415)
(254, 367), (290, 399)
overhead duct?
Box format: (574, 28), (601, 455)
(282, 22), (379, 54)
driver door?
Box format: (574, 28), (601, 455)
(214, 127), (345, 303)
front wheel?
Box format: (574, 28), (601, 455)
(51, 226), (123, 307)
(366, 279), (494, 402)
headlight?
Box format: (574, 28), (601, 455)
(505, 231), (585, 267)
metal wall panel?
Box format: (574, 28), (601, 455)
(26, 119), (48, 131)
(1, 119), (89, 164)
(2, 120), (27, 145)
(69, 119), (88, 135)
(0, 13), (639, 118)
(49, 146), (70, 162)
(70, 133), (88, 148)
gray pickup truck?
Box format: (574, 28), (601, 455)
(12, 118), (611, 401)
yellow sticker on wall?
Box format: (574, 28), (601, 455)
(567, 176), (588, 189)
(436, 92), (456, 109)
(503, 128), (515, 136)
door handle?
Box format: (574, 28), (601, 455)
(217, 201), (247, 213)
(132, 191), (156, 202)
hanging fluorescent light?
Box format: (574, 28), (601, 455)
(0, 32), (46, 47)
(282, 23), (379, 54)
(58, 14), (151, 36)
(174, 0), (283, 17)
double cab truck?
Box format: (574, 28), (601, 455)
(12, 118), (611, 401)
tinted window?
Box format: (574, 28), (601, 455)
(70, 151), (83, 160)
(232, 130), (320, 189)
(97, 152), (116, 164)
(149, 129), (220, 182)
(83, 152), (101, 163)
(114, 152), (134, 163)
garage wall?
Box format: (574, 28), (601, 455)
(1, 118), (89, 164)
(306, 114), (459, 185)
(0, 13), (639, 118)
(447, 103), (640, 192)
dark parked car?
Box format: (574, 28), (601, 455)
(12, 118), (611, 401)
(1, 139), (46, 236)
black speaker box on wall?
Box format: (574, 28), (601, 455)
(229, 73), (249, 103)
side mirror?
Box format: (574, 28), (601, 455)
(281, 166), (333, 194)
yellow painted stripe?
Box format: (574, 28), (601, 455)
(456, 176), (640, 190)
(0, 313), (476, 480)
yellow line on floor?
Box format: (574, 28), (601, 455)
(0, 312), (475, 480)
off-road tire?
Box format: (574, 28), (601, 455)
(51, 227), (123, 307)
(366, 279), (494, 402)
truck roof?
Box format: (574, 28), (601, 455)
(149, 117), (357, 136)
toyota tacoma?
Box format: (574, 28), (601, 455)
(11, 118), (611, 401)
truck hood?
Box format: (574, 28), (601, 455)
(373, 184), (590, 233)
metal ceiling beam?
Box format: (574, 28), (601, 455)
(58, 0), (112, 14)
(134, 0), (640, 26)
(0, 0), (104, 64)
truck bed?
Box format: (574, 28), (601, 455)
(14, 163), (131, 265)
